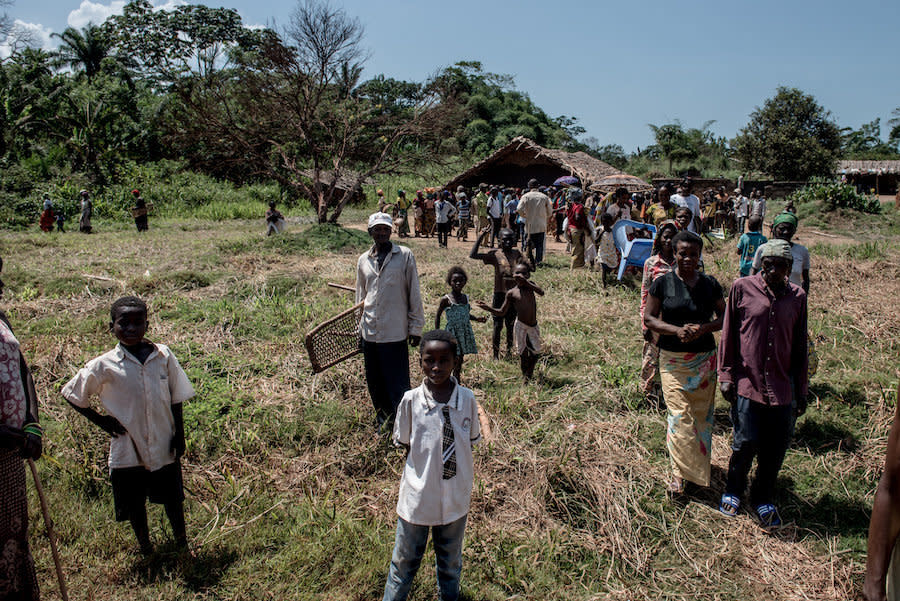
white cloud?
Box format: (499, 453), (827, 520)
(66, 0), (188, 30)
(0, 20), (55, 60)
(67, 0), (126, 29)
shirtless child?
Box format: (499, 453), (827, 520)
(477, 262), (544, 381)
(470, 228), (531, 359)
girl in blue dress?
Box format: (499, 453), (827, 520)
(435, 266), (487, 382)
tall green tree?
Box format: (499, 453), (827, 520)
(733, 87), (841, 180)
(51, 24), (115, 82)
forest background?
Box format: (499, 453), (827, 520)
(1, 0), (899, 228)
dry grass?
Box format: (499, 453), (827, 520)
(1, 218), (897, 600)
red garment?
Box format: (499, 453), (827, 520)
(39, 209), (54, 232)
(566, 202), (588, 231)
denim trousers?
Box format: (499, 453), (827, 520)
(383, 515), (467, 601)
(725, 395), (795, 506)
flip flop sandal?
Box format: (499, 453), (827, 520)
(754, 503), (782, 527)
(719, 494), (740, 517)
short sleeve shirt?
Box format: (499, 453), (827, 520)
(648, 272), (723, 353)
(61, 343), (195, 471)
(392, 380), (481, 526)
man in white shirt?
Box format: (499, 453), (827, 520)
(487, 187), (504, 247)
(516, 179), (553, 266)
(733, 188), (749, 234)
(670, 180), (701, 234)
(356, 212), (425, 429)
(605, 187), (632, 223)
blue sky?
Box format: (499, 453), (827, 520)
(11, 0), (900, 151)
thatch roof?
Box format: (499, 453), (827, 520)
(838, 160), (900, 175)
(300, 169), (375, 190)
(445, 137), (622, 191)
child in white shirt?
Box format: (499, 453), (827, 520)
(384, 330), (482, 601)
(62, 296), (195, 555)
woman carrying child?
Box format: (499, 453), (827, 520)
(639, 220), (678, 405)
(435, 267), (487, 382)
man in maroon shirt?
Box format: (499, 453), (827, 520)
(718, 239), (808, 527)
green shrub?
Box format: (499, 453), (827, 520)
(789, 182), (881, 214)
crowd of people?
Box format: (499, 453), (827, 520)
(1, 172), (897, 601)
(35, 188), (153, 234)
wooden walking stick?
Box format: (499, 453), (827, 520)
(27, 459), (69, 601)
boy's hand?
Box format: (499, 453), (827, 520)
(408, 335), (421, 347)
(100, 415), (127, 437)
(475, 301), (492, 312)
(719, 382), (737, 404)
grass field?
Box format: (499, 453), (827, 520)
(2, 206), (899, 600)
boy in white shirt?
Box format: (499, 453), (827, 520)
(384, 330), (482, 601)
(62, 296), (195, 554)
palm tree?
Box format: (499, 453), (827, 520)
(52, 24), (112, 82)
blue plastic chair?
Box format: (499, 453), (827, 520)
(611, 220), (657, 280)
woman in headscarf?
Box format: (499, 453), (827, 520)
(0, 256), (42, 600)
(750, 212), (810, 293)
(39, 194), (54, 232)
(644, 231), (725, 495)
(639, 220), (678, 405)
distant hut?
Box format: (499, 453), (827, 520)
(445, 136), (622, 190)
(301, 169), (374, 206)
(837, 160), (900, 195)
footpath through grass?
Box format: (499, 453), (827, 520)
(1, 213), (898, 600)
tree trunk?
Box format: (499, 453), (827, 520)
(328, 190), (352, 224)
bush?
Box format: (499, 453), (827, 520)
(789, 182), (881, 214)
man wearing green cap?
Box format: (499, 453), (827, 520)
(750, 212), (810, 293)
(718, 239), (808, 527)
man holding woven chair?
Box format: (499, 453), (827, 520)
(356, 212), (425, 432)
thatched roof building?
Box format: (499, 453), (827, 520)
(445, 137), (622, 190)
(837, 160), (900, 194)
(837, 160), (900, 174)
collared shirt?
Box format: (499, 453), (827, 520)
(733, 195), (749, 217)
(434, 200), (457, 224)
(356, 243), (425, 343)
(750, 197), (766, 218)
(645, 203), (675, 227)
(718, 273), (808, 406)
(516, 191), (552, 234)
(392, 380), (481, 526)
(487, 195), (502, 218)
(61, 343), (195, 471)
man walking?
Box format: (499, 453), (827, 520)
(717, 239), (808, 527)
(516, 179), (553, 266)
(356, 212), (425, 430)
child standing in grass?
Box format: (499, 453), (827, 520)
(477, 262), (544, 381)
(384, 329), (482, 601)
(62, 296), (195, 555)
(737, 215), (766, 277)
(435, 266), (487, 382)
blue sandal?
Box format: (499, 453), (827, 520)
(719, 494), (740, 517)
(754, 503), (782, 527)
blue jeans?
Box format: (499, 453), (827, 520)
(383, 515), (467, 601)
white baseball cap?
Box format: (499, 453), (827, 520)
(368, 212), (393, 229)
